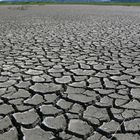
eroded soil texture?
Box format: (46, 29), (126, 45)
(0, 5), (140, 140)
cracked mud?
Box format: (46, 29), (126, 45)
(0, 5), (140, 140)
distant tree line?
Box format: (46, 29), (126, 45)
(2, 0), (107, 2)
(111, 0), (140, 2)
(2, 0), (140, 3)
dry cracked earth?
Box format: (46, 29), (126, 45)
(0, 5), (140, 140)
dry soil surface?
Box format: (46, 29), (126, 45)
(0, 5), (140, 140)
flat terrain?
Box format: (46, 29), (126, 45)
(0, 5), (140, 140)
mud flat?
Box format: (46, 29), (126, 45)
(0, 5), (140, 140)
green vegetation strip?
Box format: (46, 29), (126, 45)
(0, 1), (140, 6)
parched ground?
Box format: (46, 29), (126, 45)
(0, 4), (140, 140)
